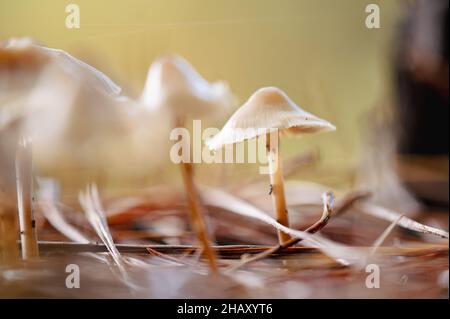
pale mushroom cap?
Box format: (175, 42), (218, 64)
(0, 40), (171, 183)
(2, 38), (122, 96)
(140, 54), (234, 118)
(206, 87), (336, 150)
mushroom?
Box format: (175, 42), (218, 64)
(0, 38), (171, 187)
(207, 87), (335, 244)
(141, 53), (232, 118)
(1, 37), (121, 96)
(141, 54), (234, 271)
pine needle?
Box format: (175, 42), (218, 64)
(369, 215), (404, 257)
(226, 191), (334, 272)
(359, 203), (449, 239)
(202, 187), (365, 265)
(37, 178), (90, 244)
(79, 184), (127, 274)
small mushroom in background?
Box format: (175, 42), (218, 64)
(0, 38), (172, 188)
(141, 54), (235, 271)
(0, 37), (121, 97)
(207, 87), (335, 244)
(140, 53), (233, 120)
(0, 38), (173, 263)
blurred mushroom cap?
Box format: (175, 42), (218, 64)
(0, 39), (171, 185)
(1, 38), (121, 96)
(207, 87), (335, 150)
(140, 54), (234, 119)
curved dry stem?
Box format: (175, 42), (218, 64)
(224, 190), (370, 272)
(226, 192), (335, 272)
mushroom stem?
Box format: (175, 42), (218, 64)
(15, 138), (39, 260)
(266, 131), (291, 244)
(177, 118), (217, 272)
(179, 162), (218, 271)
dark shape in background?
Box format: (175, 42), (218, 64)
(396, 0), (449, 155)
(394, 0), (449, 207)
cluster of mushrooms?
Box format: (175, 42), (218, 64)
(0, 38), (335, 271)
(144, 53), (336, 271)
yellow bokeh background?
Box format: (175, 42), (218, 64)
(0, 0), (402, 187)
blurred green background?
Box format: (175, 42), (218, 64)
(0, 0), (403, 187)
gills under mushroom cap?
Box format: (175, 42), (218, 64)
(206, 87), (336, 150)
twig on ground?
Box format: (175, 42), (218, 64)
(28, 240), (448, 259)
(225, 190), (370, 272)
(33, 241), (317, 256)
(146, 247), (199, 267)
(225, 191), (334, 272)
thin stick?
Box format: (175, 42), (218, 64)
(226, 192), (334, 272)
(15, 138), (39, 260)
(32, 241), (317, 255)
(369, 215), (403, 257)
(225, 190), (370, 271)
(29, 241), (449, 258)
(147, 247), (199, 267)
(267, 131), (291, 244)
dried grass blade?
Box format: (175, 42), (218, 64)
(79, 184), (126, 272)
(37, 178), (90, 243)
(226, 191), (334, 272)
(359, 203), (449, 239)
(202, 187), (364, 265)
(369, 215), (404, 257)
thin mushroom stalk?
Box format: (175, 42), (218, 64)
(16, 138), (39, 260)
(207, 87), (335, 246)
(266, 131), (291, 244)
(140, 54), (232, 272)
(177, 117), (218, 272)
(179, 156), (218, 271)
